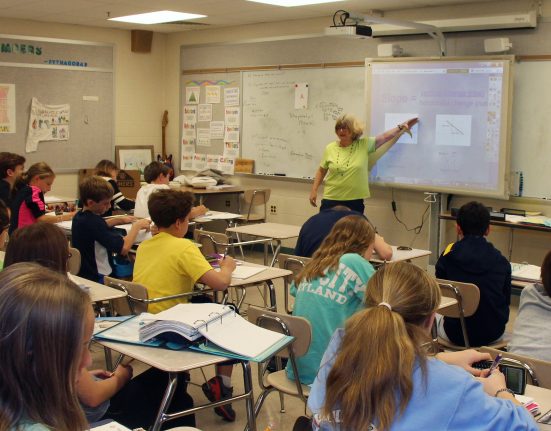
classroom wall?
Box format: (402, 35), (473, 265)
(166, 0), (551, 266)
(2, 0), (551, 267)
(0, 17), (167, 197)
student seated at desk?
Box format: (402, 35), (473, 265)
(288, 215), (376, 385)
(134, 161), (207, 220)
(509, 250), (551, 360)
(95, 159), (135, 217)
(0, 151), (25, 208)
(295, 205), (392, 260)
(2, 221), (197, 429)
(72, 176), (150, 282)
(133, 189), (238, 422)
(9, 162), (75, 234)
(0, 263), (92, 431)
(309, 262), (537, 431)
(435, 201), (511, 346)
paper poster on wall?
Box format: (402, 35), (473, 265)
(205, 85), (221, 104)
(224, 87), (239, 106)
(224, 125), (240, 142)
(210, 121), (225, 139)
(225, 107), (240, 126)
(198, 104), (213, 122)
(224, 142), (240, 158)
(185, 87), (200, 104)
(182, 139), (195, 151)
(181, 153), (193, 170)
(192, 153), (207, 171)
(218, 156), (235, 175)
(183, 105), (197, 123)
(0, 84), (16, 133)
(197, 128), (211, 147)
(294, 83), (309, 109)
(182, 122), (196, 139)
(26, 97), (70, 153)
(206, 154), (219, 169)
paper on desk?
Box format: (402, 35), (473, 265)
(232, 265), (266, 279)
(511, 263), (541, 282)
(116, 223), (152, 243)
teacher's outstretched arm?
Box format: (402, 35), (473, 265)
(309, 167), (328, 207)
(375, 117), (418, 149)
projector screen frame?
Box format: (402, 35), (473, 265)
(365, 55), (514, 199)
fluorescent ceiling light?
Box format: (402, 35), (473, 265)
(108, 10), (205, 24)
(247, 0), (344, 6)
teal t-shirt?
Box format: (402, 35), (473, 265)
(320, 136), (376, 200)
(286, 253), (375, 385)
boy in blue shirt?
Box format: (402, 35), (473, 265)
(72, 175), (150, 282)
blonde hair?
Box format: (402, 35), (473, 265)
(296, 215), (374, 284)
(21, 162), (54, 184)
(0, 263), (90, 431)
(95, 159), (118, 177)
(335, 114), (364, 141)
(322, 262), (441, 431)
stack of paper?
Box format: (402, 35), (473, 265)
(511, 263), (541, 282)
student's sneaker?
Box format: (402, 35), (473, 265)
(201, 376), (236, 422)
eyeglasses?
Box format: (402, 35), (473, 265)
(335, 125), (349, 131)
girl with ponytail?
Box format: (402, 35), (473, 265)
(308, 262), (537, 431)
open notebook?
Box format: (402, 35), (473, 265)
(511, 263), (541, 282)
(94, 303), (292, 362)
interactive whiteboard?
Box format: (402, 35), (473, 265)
(366, 56), (513, 198)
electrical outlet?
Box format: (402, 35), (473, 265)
(270, 205), (277, 214)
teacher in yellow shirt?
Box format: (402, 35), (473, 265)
(309, 114), (418, 214)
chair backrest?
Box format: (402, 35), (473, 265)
(479, 346), (551, 389)
(436, 278), (480, 318)
(278, 253), (311, 314)
(104, 275), (149, 315)
(193, 229), (229, 256)
(247, 306), (311, 358)
(243, 189), (271, 221)
(67, 247), (81, 275)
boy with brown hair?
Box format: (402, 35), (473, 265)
(72, 175), (150, 282)
(0, 152), (25, 207)
(133, 188), (238, 422)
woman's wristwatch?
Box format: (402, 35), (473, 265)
(397, 123), (406, 131)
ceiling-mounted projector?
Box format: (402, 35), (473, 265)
(325, 24), (372, 39)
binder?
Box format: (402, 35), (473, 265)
(93, 304), (293, 362)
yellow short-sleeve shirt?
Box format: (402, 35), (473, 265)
(133, 232), (213, 314)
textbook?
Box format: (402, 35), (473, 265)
(94, 304), (292, 362)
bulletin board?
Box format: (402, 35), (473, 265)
(180, 72), (240, 174)
(0, 35), (114, 171)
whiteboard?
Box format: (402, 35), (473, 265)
(511, 60), (551, 199)
(241, 68), (365, 178)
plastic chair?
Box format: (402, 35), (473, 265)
(67, 247), (81, 275)
(247, 306), (312, 419)
(479, 346), (551, 389)
(242, 189), (271, 223)
(278, 253), (311, 314)
(104, 276), (214, 316)
(437, 279), (509, 350)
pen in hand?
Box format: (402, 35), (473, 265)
(488, 353), (502, 374)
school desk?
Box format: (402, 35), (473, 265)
(226, 222), (301, 267)
(525, 385), (551, 430)
(228, 261), (292, 311)
(180, 185), (245, 209)
(95, 339), (259, 431)
(370, 246), (432, 265)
